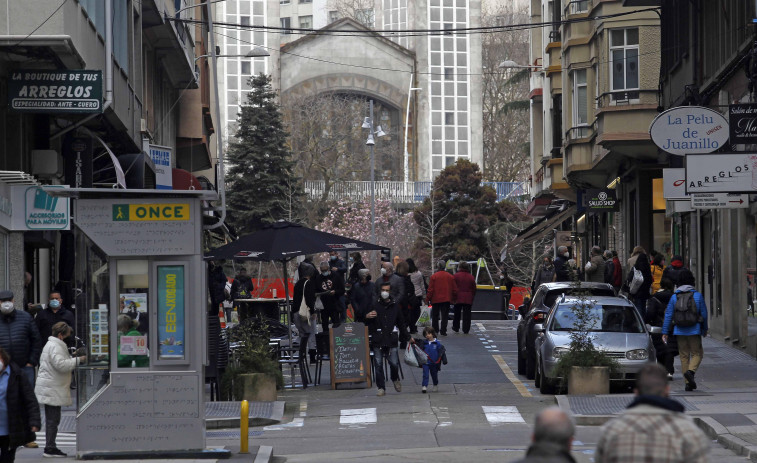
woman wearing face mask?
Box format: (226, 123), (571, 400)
(34, 322), (84, 458)
(0, 346), (40, 462)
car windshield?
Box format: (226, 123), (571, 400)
(549, 304), (644, 333)
(543, 287), (615, 310)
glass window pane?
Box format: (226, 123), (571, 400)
(445, 97), (455, 109)
(227, 60), (238, 75)
(254, 60), (265, 74)
(432, 82), (441, 93)
(431, 37), (441, 50)
(458, 111), (467, 125)
(443, 8), (453, 21)
(431, 53), (441, 65)
(432, 141), (442, 153)
(444, 82), (455, 94)
(253, 2), (263, 15)
(457, 53), (466, 66)
(458, 142), (468, 154)
(445, 141), (455, 153)
(627, 28), (639, 45)
(457, 97), (467, 110)
(612, 50), (624, 90)
(432, 112), (442, 124)
(576, 69), (586, 84)
(445, 112), (454, 125)
(458, 127), (467, 139)
(445, 156), (455, 166)
(117, 260), (149, 368)
(432, 126), (442, 139)
(626, 49), (639, 89)
(432, 156), (442, 169)
(432, 97), (442, 110)
(577, 86), (587, 124)
(444, 68), (453, 80)
(611, 29), (624, 47)
(445, 126), (455, 138)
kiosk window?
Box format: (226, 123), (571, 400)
(157, 265), (185, 360)
(117, 260), (149, 368)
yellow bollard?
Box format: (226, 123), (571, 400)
(240, 400), (249, 454)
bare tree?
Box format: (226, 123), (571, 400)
(487, 219), (553, 292)
(326, 0), (376, 27)
(413, 184), (452, 268)
(482, 3), (531, 182)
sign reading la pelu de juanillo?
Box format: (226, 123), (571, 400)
(8, 70), (102, 113)
(649, 106), (729, 155)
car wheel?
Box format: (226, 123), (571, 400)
(539, 361), (556, 395)
(517, 350), (526, 375)
(526, 349), (536, 380)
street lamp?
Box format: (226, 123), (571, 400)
(362, 100), (387, 245)
(194, 47), (270, 63)
(403, 86), (421, 183)
(498, 60), (541, 70)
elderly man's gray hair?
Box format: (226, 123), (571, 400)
(532, 407), (575, 449)
(436, 260), (446, 270)
(603, 250), (613, 259)
(557, 245), (568, 254)
(319, 261), (330, 270)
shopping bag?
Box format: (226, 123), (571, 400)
(412, 343), (428, 367)
(298, 281), (310, 322)
(403, 343), (419, 367)
(314, 296), (325, 311)
(416, 305), (432, 327)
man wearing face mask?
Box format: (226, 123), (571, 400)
(314, 262), (345, 332)
(553, 246), (572, 282)
(374, 262), (406, 306)
(0, 290), (43, 390)
(34, 292), (75, 344)
(365, 281), (410, 396)
(328, 251), (348, 280)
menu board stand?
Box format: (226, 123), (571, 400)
(329, 322), (372, 389)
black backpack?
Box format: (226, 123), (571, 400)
(672, 291), (701, 327)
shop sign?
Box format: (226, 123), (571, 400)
(63, 135), (93, 188)
(10, 186), (70, 230)
(554, 231), (573, 247)
(691, 193), (748, 209)
(729, 103), (757, 145)
(112, 203), (190, 222)
(585, 189), (618, 212)
(685, 153), (756, 193)
(148, 144), (173, 190)
(649, 106), (729, 155)
(157, 265), (185, 360)
(662, 168), (688, 200)
(8, 70), (102, 113)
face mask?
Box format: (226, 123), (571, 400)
(564, 252), (570, 258)
(349, 258), (354, 263)
(322, 271), (330, 277)
(330, 256), (337, 261)
(0, 302), (13, 315)
(380, 268), (387, 275)
(49, 300), (61, 309)
(380, 291), (390, 300)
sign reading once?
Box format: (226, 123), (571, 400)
(8, 70), (102, 113)
(691, 193), (749, 209)
(585, 189), (619, 212)
(729, 103), (757, 145)
(685, 153), (756, 193)
(329, 322), (371, 389)
(649, 106), (729, 155)
(112, 203), (190, 221)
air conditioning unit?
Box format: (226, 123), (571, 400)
(31, 150), (61, 177)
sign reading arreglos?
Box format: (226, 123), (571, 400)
(685, 153), (757, 193)
(8, 70), (102, 113)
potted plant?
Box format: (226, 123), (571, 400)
(221, 320), (283, 402)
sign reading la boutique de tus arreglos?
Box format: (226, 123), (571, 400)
(729, 103), (757, 145)
(585, 189), (619, 212)
(8, 70), (102, 113)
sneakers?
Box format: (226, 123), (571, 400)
(393, 380), (402, 392)
(667, 373), (674, 381)
(685, 384), (695, 392)
(43, 448), (67, 458)
(432, 385), (438, 392)
(684, 370), (697, 390)
(376, 388), (385, 397)
(24, 442), (38, 449)
(422, 386), (427, 393)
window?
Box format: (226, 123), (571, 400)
(569, 0), (588, 14)
(444, 67), (453, 80)
(280, 17), (292, 34)
(240, 16), (250, 26)
(445, 112), (454, 125)
(241, 61), (251, 75)
(610, 28), (639, 100)
(572, 69), (588, 126)
(280, 0), (290, 4)
(299, 15), (312, 29)
(328, 10), (339, 23)
(356, 8), (374, 28)
(299, 0), (312, 3)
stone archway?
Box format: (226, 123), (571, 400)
(281, 73), (407, 113)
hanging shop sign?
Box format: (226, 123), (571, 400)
(685, 153), (756, 193)
(649, 106), (729, 155)
(729, 103), (757, 145)
(9, 186), (70, 230)
(585, 189), (618, 212)
(691, 193), (748, 209)
(8, 70), (102, 113)
(662, 168), (688, 200)
(63, 135), (93, 188)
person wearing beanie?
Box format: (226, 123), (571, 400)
(662, 255), (686, 288)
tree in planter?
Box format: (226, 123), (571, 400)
(221, 320), (283, 401)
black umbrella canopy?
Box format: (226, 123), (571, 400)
(205, 220), (389, 262)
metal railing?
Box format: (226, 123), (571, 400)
(303, 180), (530, 204)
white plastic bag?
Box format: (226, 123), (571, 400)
(629, 267), (644, 295)
(403, 343), (419, 367)
(416, 305), (432, 327)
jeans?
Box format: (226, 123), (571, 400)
(452, 304), (472, 333)
(0, 435), (17, 463)
(44, 405), (61, 451)
(431, 302), (450, 335)
(408, 303), (421, 333)
(422, 362), (439, 387)
(22, 365), (34, 388)
(372, 346), (399, 390)
(633, 295), (648, 320)
(678, 335), (703, 382)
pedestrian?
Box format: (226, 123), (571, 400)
(662, 269), (707, 391)
(553, 246), (571, 282)
(314, 261), (345, 332)
(116, 315), (148, 368)
(230, 267), (254, 320)
(0, 290), (42, 392)
(650, 254), (665, 294)
(646, 278), (677, 379)
(611, 251), (623, 290)
(0, 346), (41, 462)
(584, 245), (606, 283)
(349, 269), (375, 321)
(498, 269), (515, 313)
(426, 260), (457, 336)
(34, 322), (86, 458)
(414, 326), (446, 393)
(662, 255), (686, 288)
(347, 252), (365, 286)
(328, 251), (347, 280)
(517, 296), (531, 320)
(513, 407), (576, 463)
(34, 292), (75, 344)
(603, 250), (615, 287)
(596, 363), (709, 462)
(452, 261), (476, 334)
(532, 256), (555, 292)
(292, 266), (317, 387)
(626, 252), (653, 318)
(374, 262), (406, 306)
(406, 259), (425, 333)
(208, 261), (228, 311)
(627, 245), (645, 269)
(365, 281), (410, 397)
(395, 261), (416, 332)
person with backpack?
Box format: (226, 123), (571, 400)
(662, 269), (708, 391)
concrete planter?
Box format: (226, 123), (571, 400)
(568, 366), (609, 395)
(239, 373), (277, 402)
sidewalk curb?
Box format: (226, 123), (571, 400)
(253, 445), (274, 463)
(555, 395), (614, 426)
(694, 416), (757, 461)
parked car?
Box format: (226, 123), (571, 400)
(517, 282), (615, 379)
(533, 295), (655, 394)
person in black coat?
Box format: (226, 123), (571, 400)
(348, 269), (375, 322)
(626, 252), (653, 319)
(208, 261), (228, 311)
(552, 246), (571, 282)
(292, 268), (317, 386)
(314, 262), (345, 332)
(645, 278), (677, 377)
(34, 292), (75, 343)
(0, 292), (42, 388)
(347, 252), (366, 286)
(0, 346), (41, 462)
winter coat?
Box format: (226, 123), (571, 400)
(611, 257), (623, 287)
(2, 363), (41, 448)
(329, 257), (348, 279)
(422, 339), (447, 365)
(663, 285), (708, 336)
(230, 275), (254, 299)
(650, 264), (664, 294)
(400, 274), (417, 308)
(35, 307), (75, 342)
(0, 309), (42, 367)
(292, 278), (316, 315)
(409, 271), (426, 298)
(366, 296), (410, 348)
(374, 273), (406, 305)
(347, 260), (365, 285)
(427, 270), (458, 304)
(533, 265), (555, 290)
(553, 255), (571, 282)
(662, 263), (685, 288)
(585, 255), (606, 283)
(512, 442), (577, 463)
(453, 270), (477, 305)
(35, 336), (78, 406)
(208, 265), (228, 307)
(646, 290), (678, 356)
(314, 272), (345, 314)
(604, 259), (615, 285)
(626, 257), (653, 296)
(349, 281), (376, 321)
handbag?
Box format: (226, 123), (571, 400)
(629, 267), (644, 295)
(298, 280), (310, 321)
(314, 296), (325, 312)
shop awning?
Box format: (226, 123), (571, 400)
(505, 204), (576, 255)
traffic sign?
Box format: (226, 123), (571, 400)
(690, 193), (748, 209)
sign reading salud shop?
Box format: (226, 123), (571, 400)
(649, 106), (729, 155)
(585, 189), (619, 212)
(8, 70), (102, 113)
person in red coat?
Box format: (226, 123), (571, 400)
(452, 261), (477, 334)
(426, 260), (457, 336)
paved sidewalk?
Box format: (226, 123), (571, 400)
(558, 334), (757, 460)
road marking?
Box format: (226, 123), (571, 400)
(476, 323), (486, 331)
(493, 354), (532, 398)
(265, 399), (307, 431)
(299, 399), (308, 417)
(39, 432), (76, 447)
(482, 406), (526, 425)
(340, 408), (377, 425)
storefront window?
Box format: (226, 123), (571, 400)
(652, 179), (672, 262)
(117, 260), (149, 368)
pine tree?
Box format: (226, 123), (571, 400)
(226, 74), (303, 234)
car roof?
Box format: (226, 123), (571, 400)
(554, 295), (634, 307)
(537, 282), (614, 290)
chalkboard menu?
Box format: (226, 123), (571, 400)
(329, 322), (372, 389)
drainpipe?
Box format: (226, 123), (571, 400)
(50, 0), (113, 141)
(204, 1), (226, 230)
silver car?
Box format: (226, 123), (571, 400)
(534, 295), (655, 394)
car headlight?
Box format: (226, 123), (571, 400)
(552, 347), (569, 359)
(626, 349), (649, 360)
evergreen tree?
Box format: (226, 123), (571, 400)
(226, 74), (303, 234)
